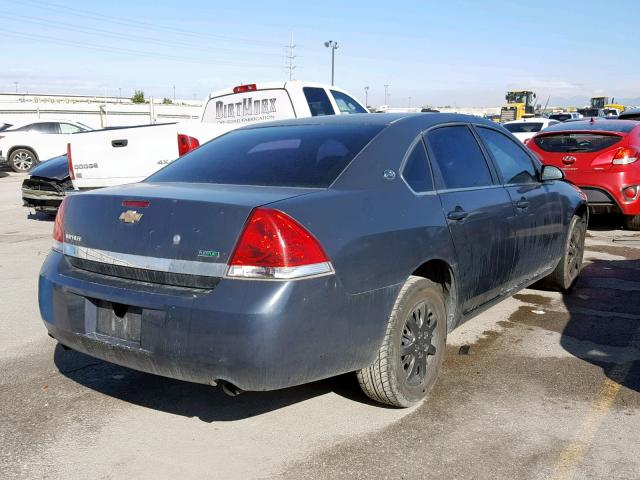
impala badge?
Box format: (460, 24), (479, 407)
(119, 210), (143, 224)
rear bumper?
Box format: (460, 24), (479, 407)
(568, 170), (640, 215)
(38, 251), (396, 391)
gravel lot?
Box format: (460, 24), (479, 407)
(1, 169), (638, 479)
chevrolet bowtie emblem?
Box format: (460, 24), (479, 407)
(119, 210), (143, 224)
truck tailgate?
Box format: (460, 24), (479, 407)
(69, 124), (180, 189)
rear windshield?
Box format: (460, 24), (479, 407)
(534, 133), (622, 153)
(549, 114), (572, 122)
(148, 124), (384, 188)
(504, 122), (544, 133)
(544, 121), (637, 133)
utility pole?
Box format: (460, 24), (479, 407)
(324, 40), (339, 86)
(384, 84), (390, 106)
(173, 84), (176, 102)
(364, 86), (369, 108)
(285, 32), (296, 81)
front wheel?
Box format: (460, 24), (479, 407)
(9, 148), (38, 173)
(539, 214), (586, 291)
(357, 276), (446, 408)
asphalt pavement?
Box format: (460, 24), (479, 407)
(1, 169), (638, 479)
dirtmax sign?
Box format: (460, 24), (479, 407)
(215, 97), (278, 124)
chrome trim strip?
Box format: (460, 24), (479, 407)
(61, 243), (226, 277)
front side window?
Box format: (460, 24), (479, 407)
(402, 140), (433, 192)
(330, 90), (367, 114)
(148, 124), (383, 188)
(477, 127), (537, 185)
(425, 125), (493, 190)
(60, 123), (83, 134)
(303, 87), (335, 116)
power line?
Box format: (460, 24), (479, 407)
(21, 0), (285, 48)
(2, 29), (283, 69)
(0, 12), (285, 59)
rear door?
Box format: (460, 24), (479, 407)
(475, 126), (564, 282)
(424, 124), (517, 314)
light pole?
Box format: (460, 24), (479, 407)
(364, 86), (369, 108)
(118, 87), (122, 103)
(384, 84), (390, 106)
(13, 81), (18, 93)
(408, 96), (412, 108)
(324, 40), (339, 86)
(173, 84), (176, 102)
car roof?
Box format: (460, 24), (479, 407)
(237, 112), (497, 130)
(5, 119), (82, 129)
(619, 108), (640, 118)
(207, 80), (357, 100)
(539, 118), (640, 134)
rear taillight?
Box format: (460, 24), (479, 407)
(612, 147), (639, 165)
(227, 208), (333, 280)
(523, 138), (531, 146)
(233, 84), (257, 94)
(177, 134), (200, 156)
(67, 143), (75, 180)
(52, 198), (67, 252)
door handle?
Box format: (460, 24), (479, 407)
(447, 208), (469, 221)
(515, 198), (529, 209)
(111, 139), (128, 147)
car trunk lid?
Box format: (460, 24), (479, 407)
(61, 183), (318, 283)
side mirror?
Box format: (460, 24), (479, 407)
(541, 165), (564, 181)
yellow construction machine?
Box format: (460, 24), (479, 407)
(500, 91), (537, 122)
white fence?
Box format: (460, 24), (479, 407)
(0, 93), (202, 128)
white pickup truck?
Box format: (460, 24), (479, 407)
(68, 81), (368, 190)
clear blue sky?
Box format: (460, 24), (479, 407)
(1, 0), (638, 107)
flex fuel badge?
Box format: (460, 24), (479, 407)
(198, 250), (220, 258)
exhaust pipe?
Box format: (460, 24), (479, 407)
(220, 381), (244, 397)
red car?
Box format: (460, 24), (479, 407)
(527, 119), (640, 229)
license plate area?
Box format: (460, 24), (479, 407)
(95, 300), (142, 343)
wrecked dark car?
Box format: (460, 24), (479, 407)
(39, 113), (587, 407)
(22, 154), (71, 215)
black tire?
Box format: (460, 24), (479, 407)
(357, 276), (447, 408)
(8, 148), (38, 173)
(540, 214), (586, 291)
(624, 215), (640, 231)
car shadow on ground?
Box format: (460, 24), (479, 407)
(559, 258), (640, 393)
(53, 345), (382, 422)
(27, 211), (55, 221)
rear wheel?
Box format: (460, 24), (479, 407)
(540, 214), (586, 291)
(624, 215), (640, 231)
(9, 148), (38, 173)
(357, 276), (446, 408)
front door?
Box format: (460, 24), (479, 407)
(475, 126), (564, 284)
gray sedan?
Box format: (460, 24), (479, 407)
(38, 113), (587, 407)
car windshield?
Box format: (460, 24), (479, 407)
(147, 124), (384, 188)
(504, 122), (544, 133)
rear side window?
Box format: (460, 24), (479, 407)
(477, 128), (537, 185)
(303, 87), (335, 116)
(30, 122), (60, 134)
(148, 124), (383, 188)
(402, 140), (433, 192)
(330, 90), (367, 114)
(534, 133), (622, 153)
(201, 89), (296, 125)
(426, 126), (493, 189)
